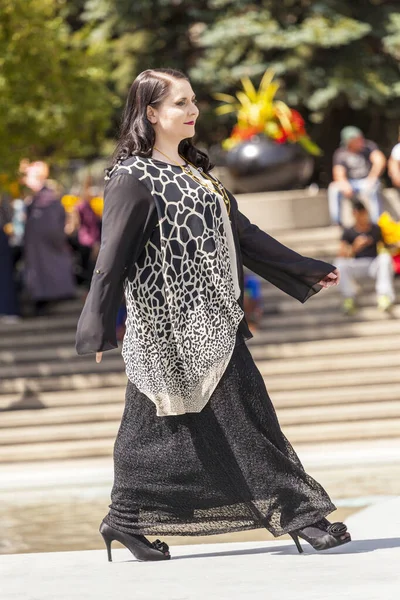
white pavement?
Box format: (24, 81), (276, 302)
(1, 497), (400, 600)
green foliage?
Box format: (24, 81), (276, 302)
(193, 1), (399, 102)
(191, 0), (400, 149)
(2, 0), (400, 180)
(83, 0), (211, 96)
(0, 0), (116, 177)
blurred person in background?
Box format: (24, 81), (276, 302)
(243, 272), (263, 332)
(66, 175), (101, 289)
(388, 137), (400, 190)
(0, 195), (20, 322)
(328, 126), (386, 226)
(23, 161), (75, 316)
(9, 197), (26, 260)
(336, 200), (394, 315)
(8, 197), (26, 294)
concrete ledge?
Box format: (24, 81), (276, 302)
(234, 187), (400, 232)
(1, 498), (399, 600)
(236, 189), (330, 231)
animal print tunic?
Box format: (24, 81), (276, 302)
(115, 157), (244, 416)
(76, 156), (336, 416)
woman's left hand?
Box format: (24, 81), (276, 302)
(318, 268), (340, 289)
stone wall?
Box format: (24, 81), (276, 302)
(234, 187), (400, 232)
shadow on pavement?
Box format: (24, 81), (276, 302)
(119, 537), (400, 561)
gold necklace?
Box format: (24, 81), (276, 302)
(152, 147), (231, 216)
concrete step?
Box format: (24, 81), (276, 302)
(0, 402), (125, 429)
(1, 380), (399, 413)
(266, 292), (399, 314)
(3, 343), (398, 377)
(1, 356), (398, 397)
(252, 318), (400, 344)
(1, 416), (399, 463)
(0, 354), (124, 381)
(4, 275), (399, 326)
(0, 372), (126, 397)
(1, 352), (399, 401)
(0, 331), (77, 350)
(0, 386), (126, 411)
(0, 314), (78, 334)
(249, 334), (400, 360)
(283, 418), (400, 444)
(2, 438), (400, 489)
(264, 366), (400, 392)
(277, 242), (338, 258)
(259, 306), (400, 330)
(0, 439), (113, 463)
(2, 398), (399, 431)
(1, 303), (399, 368)
(1, 307), (399, 367)
(257, 351), (400, 376)
(280, 400), (400, 426)
(1, 282), (399, 353)
(0, 300), (395, 357)
(258, 278), (400, 304)
(0, 420), (120, 445)
(1, 224), (397, 464)
(272, 225), (341, 246)
(2, 314), (400, 380)
(0, 346), (121, 366)
(271, 383), (400, 409)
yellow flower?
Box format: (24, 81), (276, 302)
(90, 196), (104, 217)
(61, 195), (79, 213)
(215, 69), (321, 156)
(378, 212), (400, 245)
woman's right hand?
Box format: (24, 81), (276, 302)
(96, 352), (103, 363)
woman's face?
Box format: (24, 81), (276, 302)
(148, 78), (199, 143)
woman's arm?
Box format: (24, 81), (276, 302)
(236, 209), (336, 303)
(75, 174), (155, 355)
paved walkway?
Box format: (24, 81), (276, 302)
(1, 497), (399, 600)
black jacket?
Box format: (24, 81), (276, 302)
(76, 167), (335, 355)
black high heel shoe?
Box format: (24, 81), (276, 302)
(289, 518), (351, 553)
(99, 521), (171, 562)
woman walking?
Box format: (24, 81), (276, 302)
(76, 69), (350, 561)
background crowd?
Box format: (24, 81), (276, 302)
(2, 0), (400, 328)
(0, 161), (101, 321)
(2, 126), (400, 329)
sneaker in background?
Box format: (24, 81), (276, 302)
(342, 298), (356, 316)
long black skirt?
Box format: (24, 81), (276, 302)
(104, 339), (335, 537)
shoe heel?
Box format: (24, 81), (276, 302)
(101, 533), (113, 562)
(289, 533), (303, 554)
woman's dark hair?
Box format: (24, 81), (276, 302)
(109, 68), (213, 174)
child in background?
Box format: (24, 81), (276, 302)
(243, 273), (263, 332)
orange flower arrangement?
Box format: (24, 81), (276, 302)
(215, 69), (321, 155)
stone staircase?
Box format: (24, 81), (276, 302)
(1, 224), (400, 464)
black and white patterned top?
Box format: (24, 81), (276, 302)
(76, 155), (335, 416)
